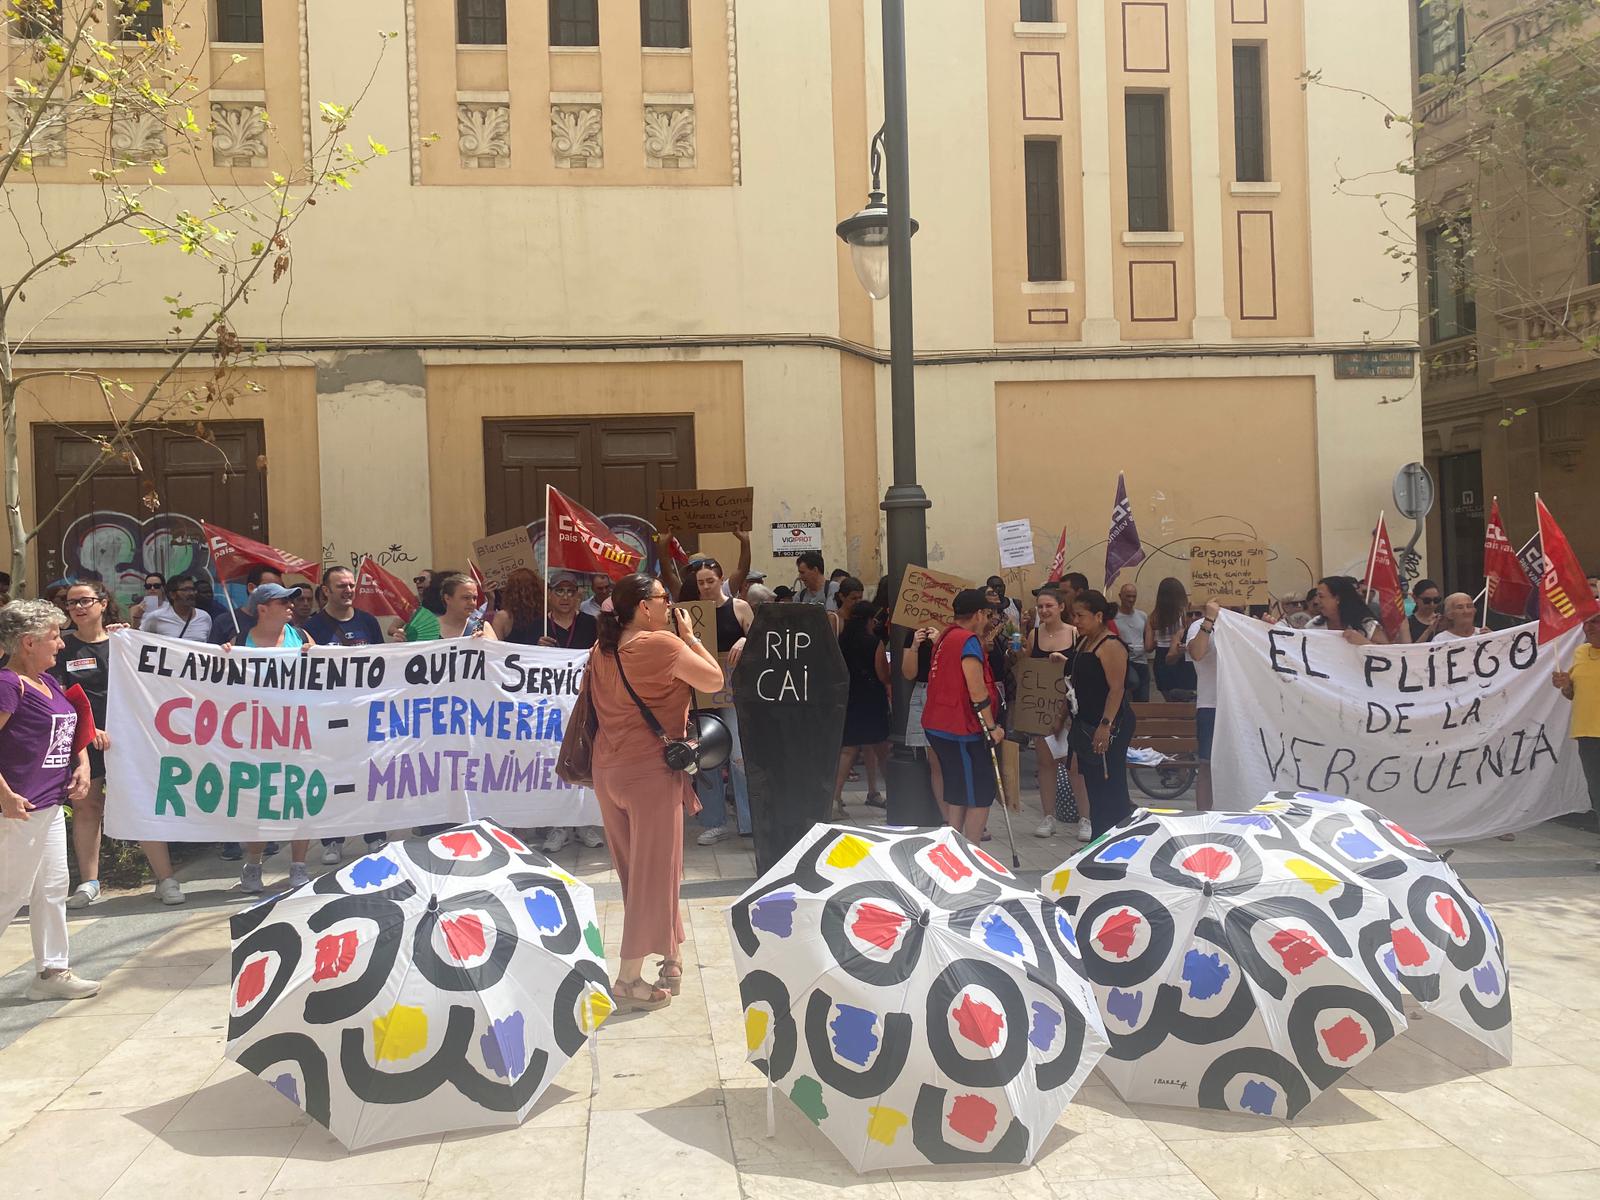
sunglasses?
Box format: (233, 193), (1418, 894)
(1418, 596), (1441, 605)
(413, 576), (429, 585)
(144, 582), (162, 590)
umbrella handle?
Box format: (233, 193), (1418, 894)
(766, 1074), (776, 1138)
(589, 1035), (600, 1098)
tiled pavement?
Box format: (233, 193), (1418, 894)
(2, 793), (1598, 1200)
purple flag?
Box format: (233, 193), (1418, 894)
(1104, 472), (1144, 588)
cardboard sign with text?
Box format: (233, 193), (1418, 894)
(890, 565), (974, 631)
(472, 525), (539, 591)
(1188, 540), (1269, 606)
(1013, 656), (1068, 736)
(681, 599), (735, 709)
(655, 488), (755, 536)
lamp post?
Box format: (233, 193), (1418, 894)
(836, 0), (935, 825)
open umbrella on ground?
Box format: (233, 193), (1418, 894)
(225, 819), (613, 1149)
(1252, 790), (1511, 1062)
(1045, 806), (1409, 1119)
(728, 823), (1107, 1171)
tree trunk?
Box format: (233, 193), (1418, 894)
(2, 373), (26, 598)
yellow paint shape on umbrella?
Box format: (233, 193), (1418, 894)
(745, 1007), (771, 1052)
(1285, 857), (1339, 894)
(866, 1105), (908, 1145)
(372, 1004), (429, 1062)
(582, 989), (614, 1033)
(1049, 868), (1072, 896)
(826, 835), (871, 869)
(1147, 808), (1181, 814)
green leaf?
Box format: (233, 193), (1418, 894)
(368, 136), (389, 157)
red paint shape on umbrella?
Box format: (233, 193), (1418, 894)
(1320, 1015), (1370, 1062)
(312, 931), (359, 982)
(1181, 846), (1234, 880)
(489, 827), (527, 852)
(1391, 924), (1431, 968)
(947, 1093), (998, 1143)
(972, 847), (1011, 876)
(1094, 908), (1142, 959)
(1433, 895), (1466, 941)
(1385, 820), (1427, 847)
(438, 832), (483, 859)
(234, 957), (268, 1008)
(927, 844), (972, 882)
(850, 903), (906, 951)
(1268, 928), (1328, 975)
(952, 995), (1005, 1048)
(441, 914), (487, 961)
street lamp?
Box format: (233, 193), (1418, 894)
(836, 129), (919, 301)
(836, 0), (934, 827)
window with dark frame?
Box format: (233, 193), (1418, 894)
(1020, 0), (1055, 20)
(1587, 200), (1600, 287)
(1415, 0), (1466, 91)
(1125, 93), (1170, 232)
(1425, 220), (1476, 342)
(1024, 139), (1064, 282)
(641, 0), (689, 48)
(457, 0), (507, 45)
(117, 0), (164, 40)
(1232, 43), (1267, 182)
(550, 0), (599, 47)
(215, 0), (263, 44)
(15, 0), (63, 39)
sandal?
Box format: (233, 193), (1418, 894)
(865, 791), (887, 809)
(612, 976), (671, 1012)
(655, 958), (684, 996)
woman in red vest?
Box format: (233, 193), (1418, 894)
(921, 589), (1006, 841)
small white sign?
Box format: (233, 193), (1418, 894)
(771, 521), (823, 558)
(996, 518), (1035, 569)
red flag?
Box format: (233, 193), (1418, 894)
(1046, 527), (1068, 583)
(354, 556), (418, 622)
(1361, 514), (1405, 639)
(664, 536), (690, 567)
(1483, 498), (1533, 618)
(202, 521), (321, 584)
(1534, 495), (1599, 643)
(546, 487), (641, 581)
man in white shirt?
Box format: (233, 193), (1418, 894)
(579, 572), (611, 619)
(1430, 592), (1485, 642)
(1116, 583), (1150, 702)
(141, 574), (213, 641)
(795, 551), (828, 605)
(1181, 599), (1222, 812)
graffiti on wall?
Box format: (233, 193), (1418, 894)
(322, 542), (420, 575)
(59, 512), (212, 610)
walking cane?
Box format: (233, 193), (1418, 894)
(980, 728), (1022, 871)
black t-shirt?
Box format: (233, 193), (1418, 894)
(303, 609), (386, 647)
(543, 611), (598, 650)
(52, 633), (110, 725)
(899, 628), (935, 684)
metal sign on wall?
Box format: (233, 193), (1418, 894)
(1333, 350), (1416, 380)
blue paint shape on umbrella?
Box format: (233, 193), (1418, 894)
(1106, 987), (1143, 1025)
(1099, 837), (1145, 862)
(981, 913), (1025, 957)
(524, 889), (564, 932)
(1334, 829), (1383, 861)
(1056, 911), (1077, 947)
(1222, 815), (1274, 830)
(751, 891), (797, 937)
(480, 1012), (527, 1080)
(269, 1073), (300, 1106)
(1029, 1001), (1061, 1051)
(828, 1004), (879, 1066)
(1181, 949), (1231, 1000)
(1472, 961), (1501, 996)
(350, 855), (398, 888)
(1239, 1079), (1278, 1115)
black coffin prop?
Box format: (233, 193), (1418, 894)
(732, 604), (848, 875)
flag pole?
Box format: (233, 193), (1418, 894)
(543, 484), (551, 634)
(1363, 511), (1385, 606)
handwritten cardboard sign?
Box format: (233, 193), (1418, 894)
(1013, 656), (1068, 736)
(681, 599), (735, 709)
(655, 488), (754, 536)
(890, 565), (974, 631)
(1188, 540), (1269, 606)
(471, 525), (539, 591)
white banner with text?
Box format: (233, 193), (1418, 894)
(1211, 611), (1587, 842)
(104, 633), (600, 841)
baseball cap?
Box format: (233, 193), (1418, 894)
(243, 582), (302, 613)
(746, 569), (767, 583)
(952, 588), (998, 617)
(1031, 582), (1063, 597)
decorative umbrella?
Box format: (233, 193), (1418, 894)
(1045, 807), (1409, 1119)
(226, 819), (613, 1149)
(728, 823), (1107, 1171)
(1252, 790), (1510, 1062)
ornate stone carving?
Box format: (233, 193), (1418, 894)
(643, 104), (695, 169)
(211, 102), (268, 167)
(404, 0), (421, 183)
(6, 95), (67, 166)
(458, 101), (510, 168)
(726, 0), (741, 183)
(110, 108), (166, 162)
(550, 104), (602, 168)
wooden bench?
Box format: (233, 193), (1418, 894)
(1128, 701), (1199, 769)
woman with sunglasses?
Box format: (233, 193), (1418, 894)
(128, 572), (166, 628)
(1406, 579), (1443, 643)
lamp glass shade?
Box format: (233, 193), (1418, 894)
(849, 239), (891, 300)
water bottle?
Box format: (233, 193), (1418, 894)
(1010, 630), (1022, 653)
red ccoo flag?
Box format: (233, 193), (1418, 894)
(1533, 495), (1599, 643)
(354, 556), (418, 622)
(202, 521), (321, 583)
(546, 486), (642, 581)
(1361, 513), (1406, 640)
(1483, 498), (1534, 618)
(1047, 526), (1068, 583)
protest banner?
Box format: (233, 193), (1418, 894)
(471, 525), (539, 590)
(1188, 540), (1269, 606)
(890, 565), (973, 630)
(996, 519), (1035, 569)
(1211, 610), (1588, 841)
(104, 632), (600, 841)
(1013, 656), (1068, 736)
(681, 599), (734, 709)
(655, 487), (755, 536)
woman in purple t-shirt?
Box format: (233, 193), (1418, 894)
(0, 599), (100, 1000)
